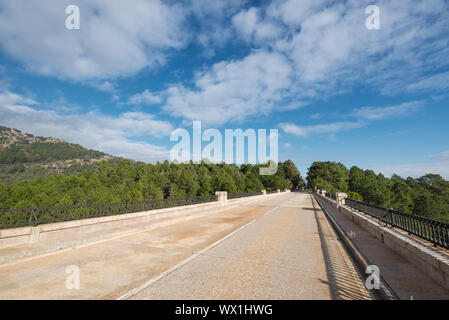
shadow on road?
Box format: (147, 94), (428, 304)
(310, 195), (373, 300)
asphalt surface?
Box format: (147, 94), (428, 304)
(0, 192), (371, 300)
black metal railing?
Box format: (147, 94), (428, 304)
(0, 195), (217, 229)
(345, 198), (449, 249)
(267, 190), (278, 194)
(228, 192), (261, 200)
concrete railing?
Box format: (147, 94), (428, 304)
(315, 192), (449, 291)
(0, 190), (288, 249)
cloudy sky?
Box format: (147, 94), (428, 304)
(0, 0), (448, 178)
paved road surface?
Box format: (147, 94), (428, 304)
(0, 193), (371, 300)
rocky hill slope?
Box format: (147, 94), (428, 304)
(0, 126), (118, 184)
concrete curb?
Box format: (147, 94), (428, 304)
(314, 193), (399, 300)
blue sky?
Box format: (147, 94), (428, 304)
(0, 0), (449, 178)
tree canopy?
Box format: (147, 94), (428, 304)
(306, 161), (449, 223)
(0, 159), (305, 209)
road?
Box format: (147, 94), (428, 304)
(0, 192), (372, 300)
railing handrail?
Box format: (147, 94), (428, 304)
(345, 198), (449, 227)
(343, 197), (449, 248)
(0, 195), (216, 213)
(0, 194), (218, 229)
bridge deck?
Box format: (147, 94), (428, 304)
(0, 193), (371, 299)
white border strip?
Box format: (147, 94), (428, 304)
(264, 207), (277, 216)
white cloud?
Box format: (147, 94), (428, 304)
(0, 91), (172, 162)
(0, 0), (189, 81)
(127, 90), (163, 105)
(163, 50), (293, 126)
(267, 0), (328, 27)
(371, 161), (449, 180)
(189, 0), (246, 55)
(353, 101), (424, 120)
(232, 8), (258, 41)
(269, 0), (449, 97)
(87, 81), (117, 93)
(160, 0), (449, 127)
(427, 151), (449, 161)
(0, 91), (38, 106)
(112, 112), (172, 138)
(280, 121), (365, 137)
(232, 7), (281, 43)
(408, 71), (449, 91)
(281, 99), (422, 139)
(1, 0), (449, 131)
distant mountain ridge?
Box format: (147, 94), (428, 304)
(0, 126), (119, 184)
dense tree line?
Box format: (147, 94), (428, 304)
(306, 161), (449, 222)
(0, 159), (305, 209)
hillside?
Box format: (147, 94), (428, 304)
(0, 126), (119, 184)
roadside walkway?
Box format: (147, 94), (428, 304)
(315, 195), (449, 300)
(0, 201), (258, 267)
